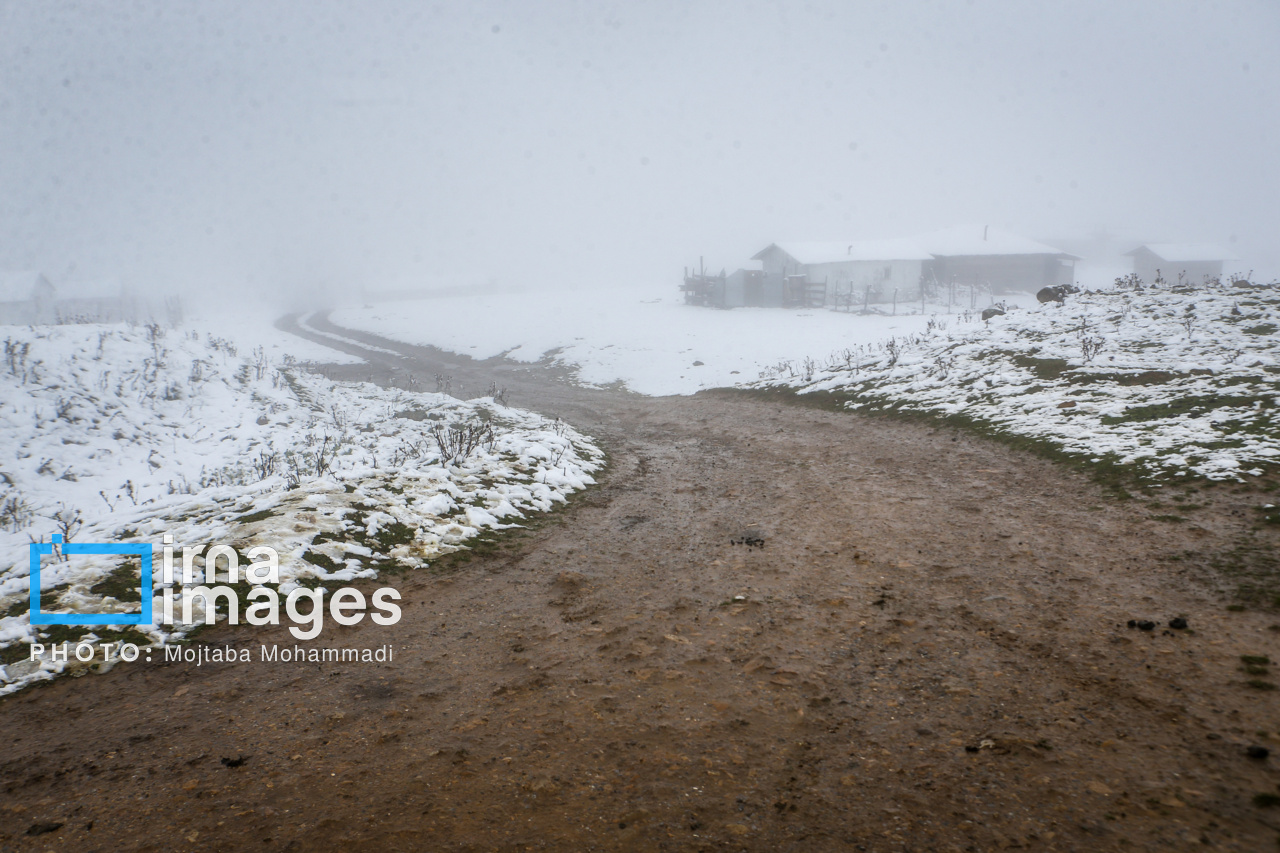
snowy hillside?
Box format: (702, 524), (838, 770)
(761, 277), (1280, 483)
(328, 285), (978, 396)
(0, 323), (603, 693)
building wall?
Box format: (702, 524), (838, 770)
(1130, 249), (1223, 284)
(925, 254), (1074, 294)
(754, 246), (802, 308)
(0, 278), (57, 324)
(807, 259), (924, 306)
(0, 301), (35, 324)
(56, 297), (125, 323)
(724, 269), (765, 308)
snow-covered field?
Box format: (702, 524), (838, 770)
(0, 322), (602, 694)
(333, 279), (1280, 484)
(10, 274), (1274, 693)
(330, 285), (1010, 396)
(761, 277), (1280, 483)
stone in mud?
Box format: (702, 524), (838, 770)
(26, 822), (63, 836)
(1246, 745), (1270, 760)
(1169, 617), (1188, 630)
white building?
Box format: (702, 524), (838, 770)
(0, 271), (56, 324)
(751, 239), (931, 308)
(917, 225), (1078, 294)
(1125, 244), (1238, 284)
(55, 278), (131, 323)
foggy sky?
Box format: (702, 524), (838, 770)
(1, 0), (1277, 303)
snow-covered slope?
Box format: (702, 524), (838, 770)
(762, 278), (1280, 482)
(328, 286), (992, 396)
(0, 322), (602, 693)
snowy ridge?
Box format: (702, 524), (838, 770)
(0, 323), (603, 693)
(760, 278), (1280, 482)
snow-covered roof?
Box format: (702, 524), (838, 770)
(1126, 243), (1239, 263)
(0, 271), (52, 303)
(754, 227), (1077, 266)
(755, 239), (932, 264)
(919, 225), (1075, 258)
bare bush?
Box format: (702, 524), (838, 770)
(250, 346), (269, 380)
(4, 338), (30, 377)
(253, 449), (280, 480)
(1080, 336), (1105, 363)
(431, 421), (496, 465)
(49, 505), (83, 560)
(883, 337), (901, 367)
(0, 491), (33, 532)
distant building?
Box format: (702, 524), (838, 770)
(918, 225), (1078, 295)
(0, 272), (141, 325)
(1125, 244), (1237, 284)
(723, 265), (765, 308)
(751, 240), (931, 308)
(55, 278), (131, 323)
(732, 226), (1076, 309)
(0, 271), (56, 324)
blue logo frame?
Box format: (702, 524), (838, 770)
(29, 535), (152, 626)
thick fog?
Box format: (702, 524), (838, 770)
(1, 0), (1276, 305)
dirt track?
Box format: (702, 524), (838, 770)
(3, 312), (1279, 852)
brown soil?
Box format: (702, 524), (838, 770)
(3, 312), (1279, 852)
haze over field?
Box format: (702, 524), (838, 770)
(1, 0), (1277, 307)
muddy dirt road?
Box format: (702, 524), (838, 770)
(3, 312), (1278, 852)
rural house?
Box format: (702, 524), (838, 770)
(1125, 243), (1237, 284)
(0, 271), (56, 324)
(751, 240), (932, 309)
(55, 278), (132, 323)
(918, 225), (1078, 295)
(690, 226), (1080, 309)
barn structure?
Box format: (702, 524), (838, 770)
(750, 240), (932, 309)
(918, 225), (1078, 295)
(0, 272), (141, 325)
(691, 226), (1078, 309)
(1125, 244), (1237, 284)
(54, 278), (132, 323)
(682, 261), (768, 309)
(0, 271), (56, 324)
